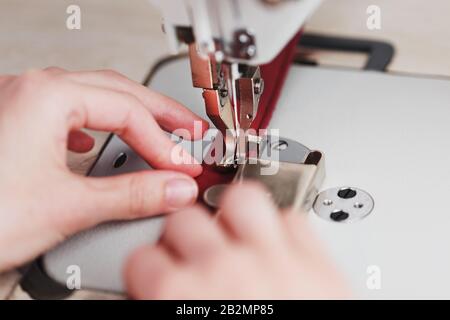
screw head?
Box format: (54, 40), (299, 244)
(246, 45), (257, 58)
(330, 210), (349, 222)
(254, 79), (264, 95)
(338, 187), (357, 199)
(239, 33), (250, 44)
(219, 88), (228, 98)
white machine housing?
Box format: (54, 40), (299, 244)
(149, 0), (322, 65)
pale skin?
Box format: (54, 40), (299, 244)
(0, 68), (349, 299)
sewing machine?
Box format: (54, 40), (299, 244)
(148, 0), (325, 210)
(23, 0), (450, 299)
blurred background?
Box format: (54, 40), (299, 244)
(1, 0), (449, 78)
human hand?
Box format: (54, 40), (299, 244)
(125, 183), (350, 299)
(0, 68), (208, 271)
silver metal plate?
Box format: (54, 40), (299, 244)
(313, 187), (374, 223)
(203, 135), (319, 209)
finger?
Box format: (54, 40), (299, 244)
(282, 211), (351, 296)
(62, 82), (202, 176)
(125, 245), (178, 299)
(125, 245), (200, 299)
(160, 206), (228, 261)
(58, 170), (198, 234)
(282, 211), (329, 259)
(62, 70), (209, 139)
(218, 182), (285, 248)
(67, 130), (95, 153)
(0, 75), (15, 86)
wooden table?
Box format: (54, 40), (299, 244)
(1, 0), (449, 299)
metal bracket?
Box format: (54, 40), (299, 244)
(204, 135), (325, 212)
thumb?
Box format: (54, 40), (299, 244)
(62, 171), (198, 234)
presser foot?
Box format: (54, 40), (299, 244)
(203, 134), (325, 213)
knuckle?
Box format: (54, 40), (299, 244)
(98, 69), (135, 91)
(127, 174), (156, 216)
(0, 75), (15, 89)
(114, 96), (146, 135)
(43, 66), (64, 74)
(100, 69), (123, 80)
(22, 68), (49, 81)
(14, 69), (56, 94)
(2, 69), (59, 109)
(123, 92), (142, 108)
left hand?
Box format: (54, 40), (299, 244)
(0, 67), (207, 271)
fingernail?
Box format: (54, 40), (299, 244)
(165, 178), (198, 210)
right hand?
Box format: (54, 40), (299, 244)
(126, 183), (351, 299)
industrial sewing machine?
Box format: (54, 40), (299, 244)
(148, 0), (326, 211)
(22, 0), (450, 299)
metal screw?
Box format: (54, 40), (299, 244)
(219, 88), (228, 98)
(330, 210), (349, 222)
(354, 202), (364, 209)
(272, 140), (288, 151)
(254, 79), (264, 95)
(113, 152), (128, 169)
(246, 45), (257, 58)
(239, 33), (250, 44)
(337, 187), (357, 199)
